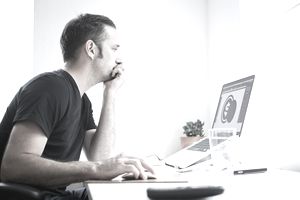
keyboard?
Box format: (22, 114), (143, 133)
(187, 137), (227, 152)
(188, 138), (210, 152)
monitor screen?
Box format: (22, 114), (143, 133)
(212, 75), (255, 136)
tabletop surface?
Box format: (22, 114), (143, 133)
(85, 166), (300, 200)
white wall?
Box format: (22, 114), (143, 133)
(207, 0), (300, 170)
(0, 1), (33, 119)
(34, 0), (208, 157)
(2, 0), (300, 170)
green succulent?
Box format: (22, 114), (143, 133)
(183, 119), (205, 137)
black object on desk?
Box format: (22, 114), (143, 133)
(147, 185), (224, 199)
(233, 168), (267, 175)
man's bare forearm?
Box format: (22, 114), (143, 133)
(1, 153), (98, 188)
(85, 65), (124, 161)
(1, 152), (156, 188)
(87, 92), (116, 161)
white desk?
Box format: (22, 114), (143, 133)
(85, 168), (300, 200)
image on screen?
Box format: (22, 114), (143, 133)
(212, 75), (255, 136)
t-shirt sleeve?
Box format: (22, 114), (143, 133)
(83, 94), (97, 130)
(13, 77), (67, 138)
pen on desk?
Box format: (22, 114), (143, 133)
(233, 168), (267, 175)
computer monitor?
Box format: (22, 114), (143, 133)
(212, 75), (255, 136)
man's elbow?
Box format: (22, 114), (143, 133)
(0, 153), (29, 184)
(0, 157), (17, 182)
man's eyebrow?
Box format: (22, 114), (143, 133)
(114, 44), (120, 48)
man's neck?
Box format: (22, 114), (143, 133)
(63, 62), (96, 97)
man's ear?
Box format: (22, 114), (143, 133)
(85, 40), (96, 60)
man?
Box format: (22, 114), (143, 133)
(0, 13), (154, 199)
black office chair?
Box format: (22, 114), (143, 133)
(0, 182), (45, 200)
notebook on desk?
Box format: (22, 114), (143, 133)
(164, 75), (255, 169)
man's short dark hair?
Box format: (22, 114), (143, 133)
(60, 13), (116, 62)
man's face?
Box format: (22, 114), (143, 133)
(93, 26), (121, 82)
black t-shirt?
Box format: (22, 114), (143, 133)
(0, 69), (97, 169)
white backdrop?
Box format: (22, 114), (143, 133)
(33, 0), (208, 157)
(1, 0), (300, 170)
(207, 0), (300, 170)
(0, 1), (33, 118)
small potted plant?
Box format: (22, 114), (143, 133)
(181, 119), (205, 148)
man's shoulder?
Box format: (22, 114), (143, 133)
(20, 70), (72, 99)
(26, 70), (69, 88)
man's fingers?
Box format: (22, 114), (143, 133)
(120, 154), (156, 175)
(124, 159), (147, 180)
(140, 159), (156, 175)
(114, 153), (156, 180)
(122, 164), (140, 179)
(111, 65), (124, 78)
(97, 154), (156, 180)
